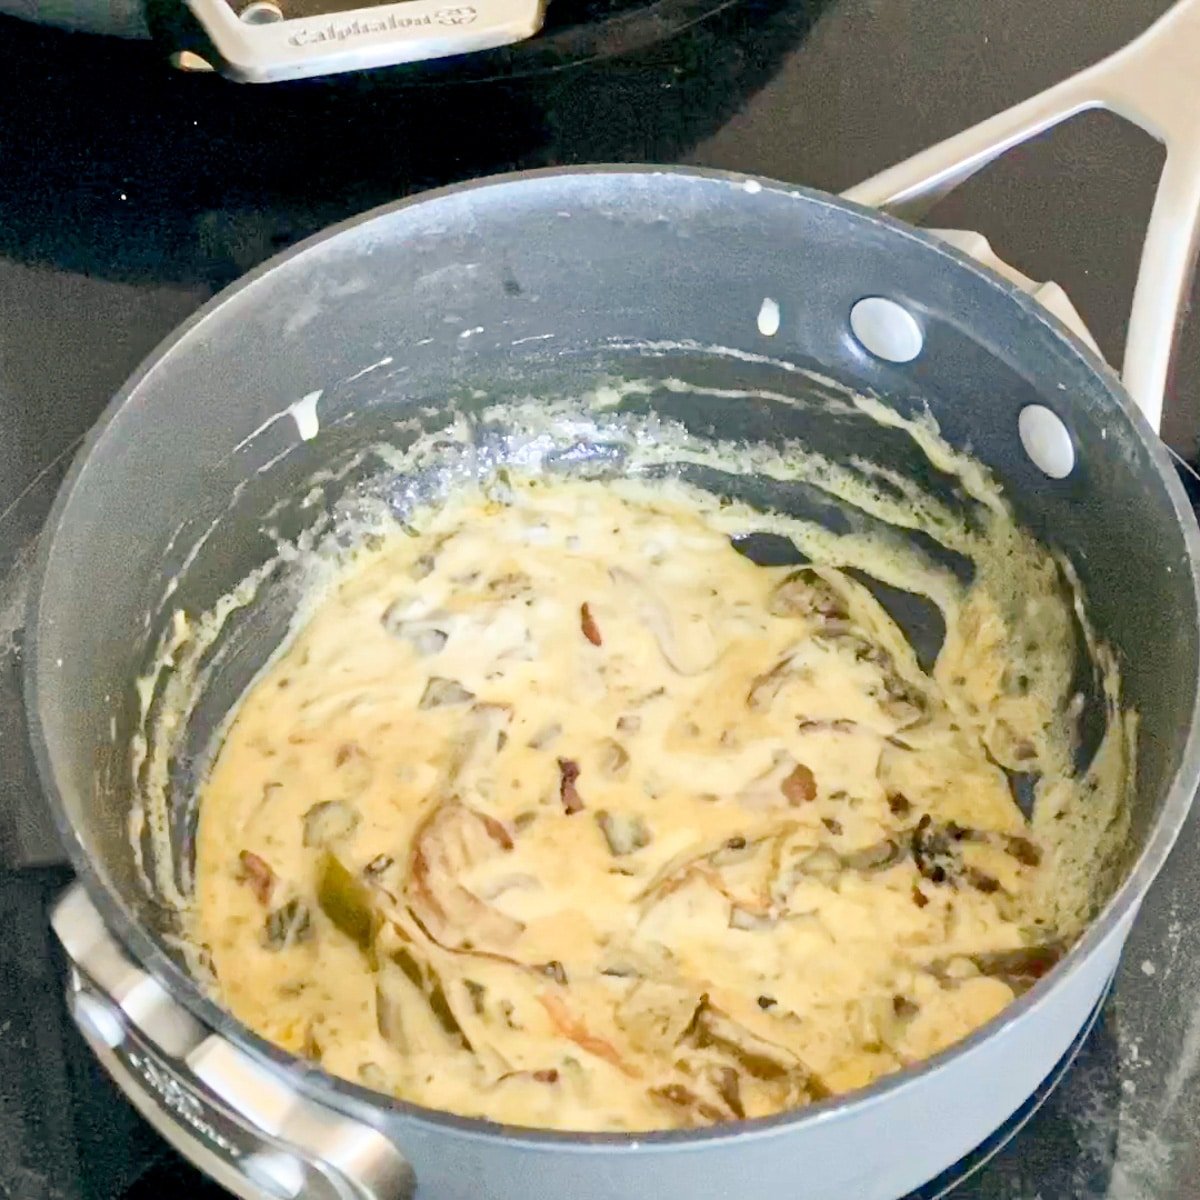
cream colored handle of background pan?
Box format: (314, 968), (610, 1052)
(844, 0), (1200, 433)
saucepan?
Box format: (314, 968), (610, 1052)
(25, 3), (1200, 1198)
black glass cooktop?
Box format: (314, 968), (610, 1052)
(2, 0), (1199, 1197)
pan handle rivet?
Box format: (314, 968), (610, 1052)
(850, 297), (923, 363)
(1018, 405), (1074, 479)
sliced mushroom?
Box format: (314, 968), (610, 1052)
(964, 867), (1002, 894)
(263, 898), (312, 950)
(729, 906), (777, 932)
(597, 739), (631, 779)
(409, 553), (436, 581)
(380, 596), (417, 635)
(441, 702), (514, 789)
(648, 1083), (726, 1126)
(426, 975), (470, 1047)
(527, 723), (562, 750)
(329, 741), (375, 799)
(911, 815), (960, 885)
(841, 838), (906, 873)
(474, 701), (515, 732)
(969, 943), (1065, 993)
(878, 670), (928, 727)
(406, 801), (524, 950)
(301, 1022), (323, 1062)
(410, 628), (450, 657)
(746, 655), (799, 712)
(558, 758), (585, 814)
(237, 850), (276, 906)
(768, 568), (848, 622)
(381, 600), (449, 656)
(486, 570), (533, 601)
(797, 846), (842, 883)
(828, 630), (886, 665)
(478, 872), (541, 901)
(256, 781), (283, 810)
(599, 963), (643, 979)
(194, 945), (218, 986)
(494, 1068), (561, 1088)
(780, 763), (817, 805)
(641, 828), (784, 920)
(302, 800), (360, 848)
(796, 717), (858, 734)
(1004, 834), (1043, 866)
(419, 677), (475, 709)
(375, 943), (470, 1055)
(611, 566), (718, 676)
(940, 956), (981, 981)
(596, 810), (652, 856)
(464, 979), (487, 1015)
(688, 1002), (826, 1098)
(711, 1065), (745, 1119)
(709, 836), (757, 869)
(615, 981), (704, 1053)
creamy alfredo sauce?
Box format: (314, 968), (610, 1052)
(192, 471), (1112, 1132)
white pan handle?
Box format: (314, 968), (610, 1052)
(844, 0), (1200, 433)
(186, 0), (546, 82)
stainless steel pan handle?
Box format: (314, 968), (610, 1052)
(844, 0), (1200, 433)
